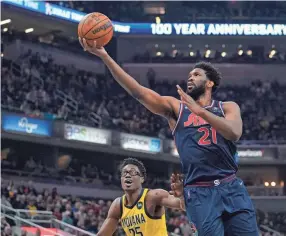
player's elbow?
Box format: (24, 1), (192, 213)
(230, 128), (242, 142)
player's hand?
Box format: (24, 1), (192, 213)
(79, 38), (108, 58)
(169, 173), (184, 198)
(176, 85), (204, 115)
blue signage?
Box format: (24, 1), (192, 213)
(2, 114), (52, 136)
(3, 0), (286, 36)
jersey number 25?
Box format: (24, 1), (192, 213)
(129, 227), (143, 236)
(198, 127), (217, 145)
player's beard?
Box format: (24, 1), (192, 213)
(187, 82), (206, 101)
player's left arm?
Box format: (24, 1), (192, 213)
(177, 85), (242, 141)
(198, 101), (242, 142)
(149, 189), (185, 211)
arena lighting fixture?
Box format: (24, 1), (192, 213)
(0, 19), (11, 25)
(25, 28), (34, 33)
(222, 44), (226, 48)
(269, 49), (276, 59)
(271, 182), (276, 187)
(264, 182), (269, 187)
(188, 44), (192, 48)
(172, 44), (175, 48)
(205, 49), (211, 58)
(221, 52), (227, 57)
(238, 50), (243, 56)
(270, 49), (276, 56)
(155, 16), (161, 24)
(156, 51), (162, 56)
(189, 51), (194, 56)
(1, 53), (3, 57)
(3, 28), (8, 32)
(155, 44), (158, 48)
(246, 50), (252, 56)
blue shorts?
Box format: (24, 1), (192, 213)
(184, 177), (259, 236)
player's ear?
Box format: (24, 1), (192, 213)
(140, 177), (144, 184)
(207, 80), (214, 89)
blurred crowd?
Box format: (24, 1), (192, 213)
(2, 181), (286, 236)
(132, 48), (286, 64)
(1, 181), (196, 236)
(50, 1), (286, 22)
(2, 49), (286, 142)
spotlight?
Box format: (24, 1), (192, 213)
(247, 50), (252, 56)
(264, 182), (269, 187)
(0, 19), (11, 25)
(25, 28), (34, 33)
(155, 44), (158, 48)
(188, 44), (192, 48)
(270, 50), (276, 56)
(3, 28), (8, 32)
(189, 51), (194, 57)
(238, 50), (243, 56)
(156, 52), (162, 56)
(221, 52), (227, 57)
(172, 44), (175, 48)
(271, 182), (276, 187)
(1, 53), (3, 57)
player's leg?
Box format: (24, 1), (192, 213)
(220, 178), (259, 236)
(223, 210), (259, 236)
(184, 186), (224, 236)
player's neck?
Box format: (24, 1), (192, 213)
(125, 187), (142, 206)
(196, 92), (212, 107)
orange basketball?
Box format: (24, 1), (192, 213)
(78, 12), (113, 48)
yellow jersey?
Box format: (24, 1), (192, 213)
(120, 188), (168, 236)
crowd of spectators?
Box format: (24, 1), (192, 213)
(132, 48), (286, 64)
(1, 181), (197, 236)
(1, 181), (286, 236)
(50, 1), (286, 22)
(2, 48), (286, 142)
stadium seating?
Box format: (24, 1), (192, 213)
(2, 181), (286, 236)
(2, 46), (286, 142)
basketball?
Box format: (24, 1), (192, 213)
(78, 12), (113, 48)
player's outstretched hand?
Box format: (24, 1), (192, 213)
(79, 38), (108, 58)
(176, 85), (203, 115)
(169, 173), (184, 198)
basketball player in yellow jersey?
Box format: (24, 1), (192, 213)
(96, 158), (185, 236)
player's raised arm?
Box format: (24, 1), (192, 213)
(79, 38), (179, 118)
(96, 198), (121, 236)
(149, 188), (185, 211)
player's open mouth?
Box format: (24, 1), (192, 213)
(125, 179), (132, 186)
(187, 83), (195, 90)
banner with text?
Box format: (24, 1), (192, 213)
(169, 141), (277, 161)
(120, 133), (162, 153)
(3, 0), (286, 36)
(64, 124), (111, 145)
(2, 113), (52, 136)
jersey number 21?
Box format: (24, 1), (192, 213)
(198, 127), (217, 145)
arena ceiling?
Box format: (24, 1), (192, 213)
(1, 3), (78, 39)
